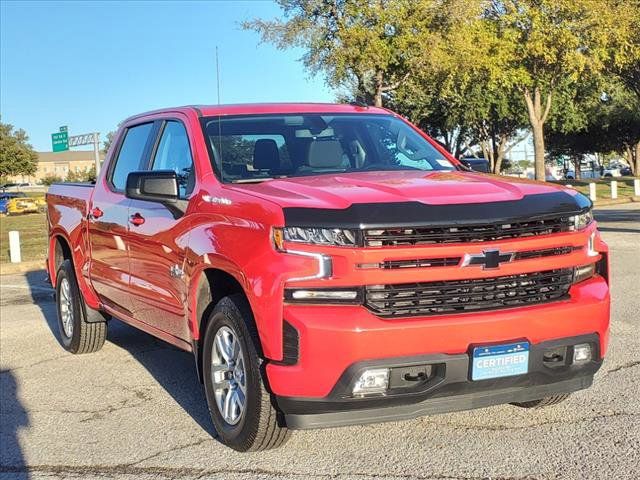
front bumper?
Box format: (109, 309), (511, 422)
(266, 275), (610, 398)
(278, 333), (602, 429)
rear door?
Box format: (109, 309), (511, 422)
(126, 119), (196, 340)
(88, 122), (156, 315)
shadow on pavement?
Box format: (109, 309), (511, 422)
(23, 270), (58, 343)
(597, 226), (640, 234)
(594, 207), (640, 234)
(106, 320), (216, 437)
(23, 269), (216, 439)
(0, 370), (30, 479)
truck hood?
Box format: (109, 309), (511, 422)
(229, 170), (575, 210)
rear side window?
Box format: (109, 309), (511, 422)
(110, 123), (154, 191)
(151, 121), (194, 198)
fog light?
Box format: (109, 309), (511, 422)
(573, 343), (592, 364)
(352, 368), (389, 396)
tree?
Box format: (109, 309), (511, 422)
(609, 1), (640, 100)
(589, 84), (640, 176)
(486, 0), (626, 181)
(102, 130), (117, 154)
(65, 165), (97, 183)
(390, 7), (528, 172)
(0, 120), (38, 180)
(607, 2), (640, 174)
(243, 0), (468, 107)
(41, 174), (62, 186)
(547, 79), (640, 176)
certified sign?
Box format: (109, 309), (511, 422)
(472, 342), (529, 381)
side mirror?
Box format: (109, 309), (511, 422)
(125, 170), (186, 216)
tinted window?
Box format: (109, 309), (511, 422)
(111, 123), (153, 190)
(202, 114), (454, 183)
(151, 121), (194, 198)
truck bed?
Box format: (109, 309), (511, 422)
(47, 182), (93, 219)
(46, 182), (95, 276)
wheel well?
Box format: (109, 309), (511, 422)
(194, 268), (248, 382)
(54, 236), (72, 272)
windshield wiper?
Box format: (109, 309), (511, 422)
(230, 175), (289, 184)
(356, 164), (423, 172)
(231, 178), (275, 183)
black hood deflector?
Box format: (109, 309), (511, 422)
(282, 191), (592, 229)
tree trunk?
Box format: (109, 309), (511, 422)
(531, 122), (546, 180)
(494, 138), (507, 174)
(374, 70), (384, 107)
(623, 142), (640, 176)
(523, 87), (553, 182)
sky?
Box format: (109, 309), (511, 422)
(0, 0), (334, 152)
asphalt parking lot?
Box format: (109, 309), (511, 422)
(1, 203), (639, 480)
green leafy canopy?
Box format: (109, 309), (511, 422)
(0, 119), (38, 179)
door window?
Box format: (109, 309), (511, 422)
(110, 123), (154, 191)
(152, 121), (195, 198)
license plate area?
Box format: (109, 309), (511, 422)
(471, 342), (530, 381)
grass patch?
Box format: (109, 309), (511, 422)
(550, 177), (638, 201)
(0, 213), (48, 265)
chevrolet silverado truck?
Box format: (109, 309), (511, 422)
(46, 103), (610, 451)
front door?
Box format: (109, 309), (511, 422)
(127, 119), (195, 340)
(88, 122), (155, 316)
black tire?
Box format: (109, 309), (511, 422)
(202, 294), (289, 452)
(511, 394), (570, 409)
(55, 260), (107, 354)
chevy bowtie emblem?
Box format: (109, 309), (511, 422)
(170, 264), (185, 278)
(462, 249), (515, 269)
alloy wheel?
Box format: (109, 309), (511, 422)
(59, 277), (74, 338)
(210, 325), (247, 425)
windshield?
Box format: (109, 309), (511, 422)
(201, 114), (455, 183)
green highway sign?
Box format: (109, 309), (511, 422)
(59, 125), (68, 133)
(52, 131), (69, 152)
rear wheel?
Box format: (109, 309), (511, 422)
(202, 294), (289, 451)
(55, 260), (107, 354)
(511, 394), (570, 409)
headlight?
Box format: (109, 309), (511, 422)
(275, 227), (358, 247)
(570, 210), (593, 230)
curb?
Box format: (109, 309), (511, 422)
(0, 261), (46, 276)
(593, 196), (640, 207)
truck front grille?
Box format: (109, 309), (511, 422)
(365, 268), (574, 317)
(363, 217), (573, 246)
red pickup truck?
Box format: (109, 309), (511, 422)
(46, 103), (610, 451)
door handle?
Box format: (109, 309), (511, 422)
(129, 213), (145, 226)
(89, 207), (103, 219)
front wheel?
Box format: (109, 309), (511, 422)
(55, 260), (107, 354)
(202, 294), (289, 451)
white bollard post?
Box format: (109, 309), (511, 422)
(611, 181), (618, 199)
(635, 178), (640, 196)
(589, 183), (597, 202)
(9, 231), (21, 263)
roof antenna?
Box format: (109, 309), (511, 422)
(215, 46), (221, 105)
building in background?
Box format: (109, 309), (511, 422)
(5, 151), (105, 184)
